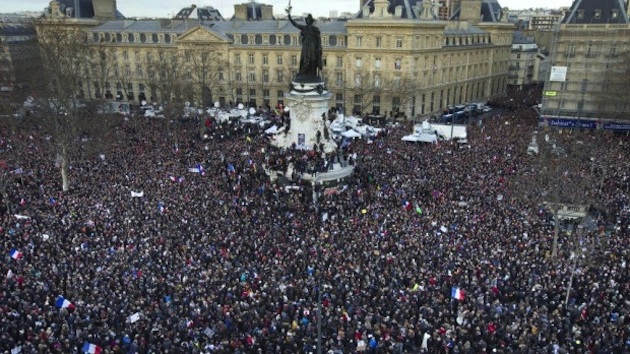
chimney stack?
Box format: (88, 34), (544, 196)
(459, 0), (482, 24)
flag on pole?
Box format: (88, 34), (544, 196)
(402, 200), (412, 211)
(9, 249), (22, 260)
(82, 342), (102, 354)
(55, 295), (75, 310)
(451, 287), (465, 300)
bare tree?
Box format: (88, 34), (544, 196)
(594, 51), (630, 120)
(185, 48), (224, 107)
(33, 19), (93, 191)
(88, 48), (117, 100)
(515, 127), (600, 259)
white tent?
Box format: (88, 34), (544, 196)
(341, 129), (362, 139)
(401, 133), (438, 143)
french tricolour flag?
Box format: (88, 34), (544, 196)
(403, 200), (412, 210)
(451, 287), (465, 301)
(55, 296), (75, 310)
(10, 249), (22, 260)
(82, 342), (102, 354)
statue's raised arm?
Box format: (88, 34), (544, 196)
(285, 10), (322, 82)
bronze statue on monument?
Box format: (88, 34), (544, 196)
(286, 4), (323, 82)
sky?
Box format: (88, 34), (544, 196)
(2, 0), (573, 19)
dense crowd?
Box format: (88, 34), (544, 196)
(1, 93), (629, 354)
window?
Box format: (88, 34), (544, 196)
(263, 54), (268, 65)
(586, 43), (593, 57)
(593, 10), (601, 20)
(396, 39), (403, 48)
(609, 43), (618, 58)
(394, 58), (401, 70)
(136, 65), (143, 76)
(335, 72), (343, 86)
(235, 54), (241, 64)
(122, 51), (129, 61)
(612, 9), (619, 19)
(219, 70), (224, 81)
(577, 10), (584, 20)
(277, 55), (283, 65)
(394, 76), (401, 88)
(277, 70), (284, 82)
(248, 54), (255, 64)
(374, 57), (381, 69)
(292, 37), (298, 46)
(322, 36), (329, 46)
(374, 74), (381, 88)
(125, 65), (131, 76)
(336, 56), (343, 68)
(355, 75), (361, 87)
(356, 36), (362, 47)
(235, 71), (242, 81)
(249, 71), (256, 81)
(263, 69), (269, 82)
(355, 57), (362, 68)
(291, 55), (298, 66)
(375, 37), (382, 48)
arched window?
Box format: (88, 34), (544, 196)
(269, 35), (276, 45)
(329, 35), (337, 46)
(241, 34), (248, 44)
(284, 35), (291, 45)
(255, 34), (263, 45)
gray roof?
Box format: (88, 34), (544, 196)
(449, 0), (504, 22)
(55, 0), (125, 19)
(91, 19), (348, 36)
(512, 31), (535, 44)
(443, 26), (487, 35)
(562, 0), (629, 24)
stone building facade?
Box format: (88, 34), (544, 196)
(36, 0), (513, 118)
(541, 0), (630, 123)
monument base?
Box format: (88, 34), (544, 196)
(271, 79), (336, 153)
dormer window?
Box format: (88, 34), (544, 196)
(612, 9), (619, 19)
(593, 9), (601, 20)
(577, 10), (584, 20)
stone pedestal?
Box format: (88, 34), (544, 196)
(272, 79), (336, 153)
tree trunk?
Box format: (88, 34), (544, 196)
(61, 145), (69, 192)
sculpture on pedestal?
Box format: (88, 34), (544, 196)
(286, 5), (322, 82)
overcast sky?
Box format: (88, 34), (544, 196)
(2, 0), (573, 18)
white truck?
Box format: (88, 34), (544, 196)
(415, 122), (467, 141)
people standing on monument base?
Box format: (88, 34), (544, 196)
(1, 90), (630, 353)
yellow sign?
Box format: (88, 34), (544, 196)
(544, 91), (557, 96)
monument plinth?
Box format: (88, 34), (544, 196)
(270, 78), (334, 152)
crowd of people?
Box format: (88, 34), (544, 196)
(1, 91), (630, 354)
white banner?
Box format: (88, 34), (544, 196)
(549, 66), (567, 82)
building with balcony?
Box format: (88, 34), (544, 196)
(507, 31), (540, 90)
(35, 0), (514, 118)
(540, 0), (630, 126)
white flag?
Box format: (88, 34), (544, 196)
(130, 191), (144, 198)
